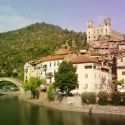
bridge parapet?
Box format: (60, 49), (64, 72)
(0, 77), (25, 94)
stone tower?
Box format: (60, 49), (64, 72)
(86, 21), (94, 43)
(103, 17), (111, 36)
(86, 17), (113, 43)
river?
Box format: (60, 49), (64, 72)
(0, 95), (125, 125)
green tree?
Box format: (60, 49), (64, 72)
(24, 77), (42, 99)
(114, 79), (124, 90)
(47, 84), (55, 101)
(54, 61), (78, 94)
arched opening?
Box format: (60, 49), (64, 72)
(0, 81), (19, 91)
(0, 77), (24, 94)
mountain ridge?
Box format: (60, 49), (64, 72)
(0, 22), (87, 79)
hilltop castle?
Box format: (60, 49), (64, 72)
(86, 17), (124, 43)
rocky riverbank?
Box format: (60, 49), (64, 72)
(18, 92), (125, 116)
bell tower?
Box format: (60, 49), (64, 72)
(86, 21), (94, 43)
(103, 17), (111, 36)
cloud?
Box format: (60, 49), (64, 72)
(0, 5), (37, 33)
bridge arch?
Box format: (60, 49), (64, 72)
(0, 77), (25, 94)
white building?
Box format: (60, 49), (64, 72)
(24, 51), (78, 83)
(24, 53), (112, 94)
(24, 61), (41, 82)
(71, 56), (112, 94)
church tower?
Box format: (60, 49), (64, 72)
(103, 17), (111, 36)
(86, 21), (94, 43)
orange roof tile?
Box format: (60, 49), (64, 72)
(56, 50), (72, 55)
(71, 56), (98, 64)
(43, 55), (66, 61)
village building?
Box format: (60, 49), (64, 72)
(24, 51), (78, 83)
(71, 56), (112, 94)
(117, 55), (125, 92)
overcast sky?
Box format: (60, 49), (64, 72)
(0, 0), (125, 33)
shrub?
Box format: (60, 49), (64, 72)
(81, 92), (96, 104)
(98, 91), (109, 105)
(47, 84), (55, 101)
(111, 91), (121, 106)
(24, 77), (42, 99)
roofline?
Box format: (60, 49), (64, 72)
(72, 61), (100, 64)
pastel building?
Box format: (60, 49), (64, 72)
(24, 52), (112, 94)
(24, 51), (78, 83)
(71, 56), (112, 93)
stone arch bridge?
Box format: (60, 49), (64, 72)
(0, 77), (25, 94)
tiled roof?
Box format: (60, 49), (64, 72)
(55, 50), (73, 55)
(71, 56), (98, 64)
(31, 51), (71, 64)
(43, 55), (66, 61)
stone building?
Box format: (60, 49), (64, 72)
(86, 17), (124, 43)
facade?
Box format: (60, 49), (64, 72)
(24, 53), (112, 94)
(24, 51), (78, 83)
(24, 61), (41, 82)
(117, 56), (125, 92)
(87, 17), (124, 43)
(71, 56), (112, 94)
(40, 55), (65, 84)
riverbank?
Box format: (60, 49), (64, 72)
(19, 92), (125, 116)
(0, 91), (20, 96)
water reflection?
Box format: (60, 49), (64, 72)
(0, 96), (125, 125)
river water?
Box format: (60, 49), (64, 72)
(0, 96), (125, 125)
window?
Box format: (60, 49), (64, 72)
(93, 66), (96, 69)
(121, 58), (123, 62)
(54, 62), (56, 66)
(122, 71), (125, 75)
(57, 61), (59, 65)
(50, 62), (51, 67)
(41, 71), (42, 75)
(85, 84), (88, 89)
(85, 65), (92, 69)
(85, 74), (88, 78)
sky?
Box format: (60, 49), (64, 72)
(0, 0), (125, 33)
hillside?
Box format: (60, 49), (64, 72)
(0, 22), (87, 79)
